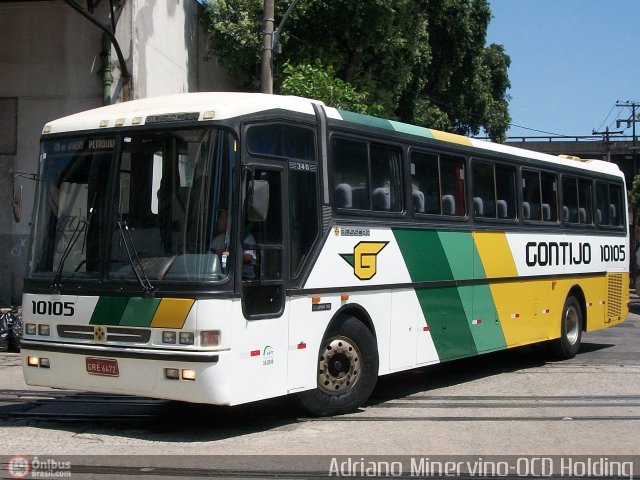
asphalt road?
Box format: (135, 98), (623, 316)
(0, 298), (638, 477)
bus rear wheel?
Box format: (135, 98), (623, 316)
(297, 316), (378, 416)
(550, 295), (583, 359)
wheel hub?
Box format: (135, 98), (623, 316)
(318, 337), (361, 394)
(565, 306), (580, 345)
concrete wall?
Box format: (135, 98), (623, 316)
(0, 1), (105, 305)
(0, 0), (239, 306)
(115, 0), (238, 99)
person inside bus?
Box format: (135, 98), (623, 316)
(210, 208), (256, 279)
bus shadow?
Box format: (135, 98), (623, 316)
(367, 340), (616, 406)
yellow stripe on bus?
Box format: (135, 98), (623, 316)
(474, 232), (550, 347)
(429, 129), (473, 146)
(473, 232), (517, 277)
(150, 298), (195, 329)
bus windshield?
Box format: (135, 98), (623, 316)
(32, 128), (235, 287)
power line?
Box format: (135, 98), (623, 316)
(508, 123), (568, 137)
(595, 104), (616, 133)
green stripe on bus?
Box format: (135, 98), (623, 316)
(392, 229), (507, 358)
(337, 110), (395, 131)
(389, 120), (434, 139)
(90, 297), (129, 325)
(469, 243), (507, 352)
(393, 229), (477, 360)
(439, 232), (507, 353)
(120, 297), (161, 327)
(416, 287), (477, 360)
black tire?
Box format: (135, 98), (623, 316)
(550, 295), (583, 359)
(297, 315), (378, 416)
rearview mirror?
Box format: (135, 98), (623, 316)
(247, 179), (269, 222)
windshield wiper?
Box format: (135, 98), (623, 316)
(117, 221), (156, 295)
(51, 219), (87, 293)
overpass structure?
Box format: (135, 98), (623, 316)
(504, 135), (638, 183)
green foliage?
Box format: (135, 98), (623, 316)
(201, 0), (263, 80)
(280, 62), (384, 116)
(202, 0), (511, 141)
(630, 174), (640, 213)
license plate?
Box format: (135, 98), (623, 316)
(86, 357), (119, 377)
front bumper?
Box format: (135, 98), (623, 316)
(21, 340), (232, 405)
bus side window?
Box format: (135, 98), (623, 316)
(541, 172), (558, 222)
(595, 181), (611, 225)
(495, 164), (516, 219)
(522, 169), (541, 221)
(609, 183), (624, 227)
(370, 144), (402, 212)
(332, 138), (370, 210)
(440, 155), (466, 216)
(578, 178), (593, 224)
(562, 176), (579, 223)
(410, 151), (440, 214)
(472, 161), (495, 218)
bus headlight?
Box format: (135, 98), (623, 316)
(38, 324), (51, 336)
(179, 332), (194, 345)
(162, 331), (177, 344)
(25, 324), (37, 335)
(201, 330), (221, 347)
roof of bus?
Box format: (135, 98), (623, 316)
(43, 92), (623, 179)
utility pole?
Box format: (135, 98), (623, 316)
(616, 100), (639, 176)
(616, 100), (640, 289)
(592, 126), (623, 162)
(261, 0), (275, 94)
(260, 0), (300, 94)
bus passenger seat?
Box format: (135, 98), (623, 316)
(562, 206), (569, 222)
(372, 187), (391, 211)
(578, 207), (587, 223)
(610, 204), (618, 223)
(523, 202), (530, 220)
(473, 197), (484, 217)
(334, 183), (352, 208)
(596, 208), (602, 224)
(413, 190), (425, 213)
(542, 203), (551, 221)
(497, 199), (508, 219)
(442, 195), (455, 215)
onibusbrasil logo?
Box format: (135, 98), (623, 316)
(7, 456), (30, 478)
(7, 456), (71, 478)
(340, 241), (388, 280)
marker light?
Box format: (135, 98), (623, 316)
(39, 358), (50, 368)
(27, 356), (39, 367)
(201, 330), (221, 347)
(181, 369), (196, 381)
(179, 332), (194, 345)
(164, 368), (180, 380)
(25, 324), (37, 335)
(162, 331), (177, 344)
(38, 324), (51, 336)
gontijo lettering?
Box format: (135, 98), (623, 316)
(526, 241), (592, 266)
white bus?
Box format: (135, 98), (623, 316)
(21, 92), (629, 415)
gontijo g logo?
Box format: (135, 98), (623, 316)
(340, 241), (388, 280)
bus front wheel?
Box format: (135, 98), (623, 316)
(550, 295), (583, 359)
(297, 316), (378, 416)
